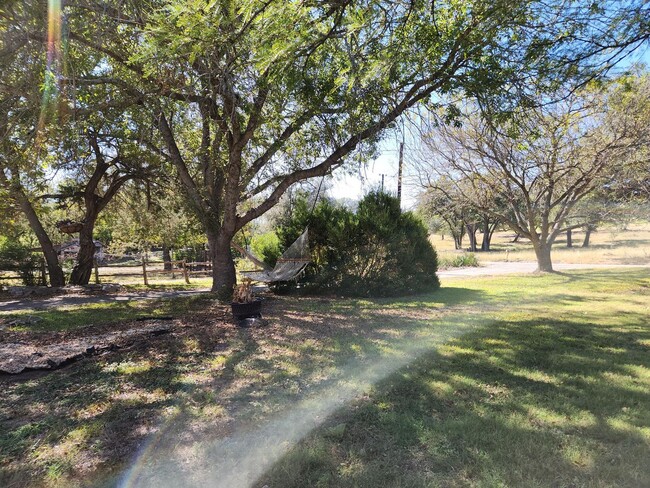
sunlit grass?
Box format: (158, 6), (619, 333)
(0, 269), (648, 487)
(433, 222), (650, 265)
(121, 278), (213, 291)
(259, 269), (650, 488)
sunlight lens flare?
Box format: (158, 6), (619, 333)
(117, 314), (485, 488)
(37, 0), (65, 136)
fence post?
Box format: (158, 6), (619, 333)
(142, 255), (149, 286)
(182, 260), (190, 284)
(94, 259), (100, 284)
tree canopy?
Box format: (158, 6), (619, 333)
(416, 75), (650, 271)
(2, 0), (650, 290)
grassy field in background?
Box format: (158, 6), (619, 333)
(1, 269), (649, 487)
(433, 223), (650, 265)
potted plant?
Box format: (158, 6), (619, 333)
(56, 219), (84, 234)
(230, 278), (262, 320)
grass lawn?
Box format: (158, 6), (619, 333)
(433, 222), (650, 266)
(0, 269), (649, 487)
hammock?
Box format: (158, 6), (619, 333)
(241, 228), (311, 283)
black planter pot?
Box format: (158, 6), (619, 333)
(231, 299), (262, 320)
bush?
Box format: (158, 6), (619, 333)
(275, 191), (439, 297)
(0, 240), (41, 286)
(174, 246), (207, 263)
(439, 253), (479, 269)
(250, 232), (282, 267)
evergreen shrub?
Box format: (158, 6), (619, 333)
(275, 191), (439, 297)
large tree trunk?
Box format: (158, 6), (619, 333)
(9, 181), (66, 286)
(69, 221), (97, 285)
(466, 222), (478, 252)
(533, 242), (553, 272)
(209, 230), (237, 297)
(566, 228), (573, 248)
(481, 218), (490, 251)
(162, 244), (172, 270)
(452, 230), (463, 250)
(481, 217), (497, 251)
(582, 225), (595, 247)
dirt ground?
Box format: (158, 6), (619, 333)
(0, 288), (210, 313)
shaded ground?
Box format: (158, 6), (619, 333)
(0, 289), (211, 313)
(0, 287), (485, 487)
(0, 320), (177, 374)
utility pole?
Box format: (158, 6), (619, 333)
(380, 174), (385, 192)
(397, 142), (404, 205)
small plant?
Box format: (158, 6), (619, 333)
(0, 240), (41, 286)
(232, 278), (254, 303)
(439, 252), (479, 269)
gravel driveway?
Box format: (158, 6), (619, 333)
(438, 261), (650, 278)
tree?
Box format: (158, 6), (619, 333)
(566, 70), (650, 249)
(1, 0), (170, 285)
(104, 180), (206, 260)
(416, 175), (503, 251)
(44, 124), (162, 285)
(600, 70), (650, 216)
(275, 191), (439, 297)
(418, 85), (646, 272)
(54, 0), (644, 294)
(7, 0), (649, 293)
(417, 179), (467, 250)
(0, 1), (66, 285)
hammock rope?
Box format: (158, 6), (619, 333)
(241, 228), (310, 283)
(239, 176), (325, 283)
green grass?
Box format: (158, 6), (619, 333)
(1, 269), (649, 487)
(259, 270), (650, 488)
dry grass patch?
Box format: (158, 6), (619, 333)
(433, 222), (650, 265)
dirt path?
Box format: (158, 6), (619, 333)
(438, 261), (650, 279)
(0, 288), (211, 313)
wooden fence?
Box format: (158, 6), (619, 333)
(94, 259), (214, 285)
(1, 258), (214, 286)
(0, 260), (48, 286)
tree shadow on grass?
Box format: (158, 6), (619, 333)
(0, 288), (488, 487)
(258, 309), (650, 487)
(0, 335), (192, 487)
(571, 237), (650, 250)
